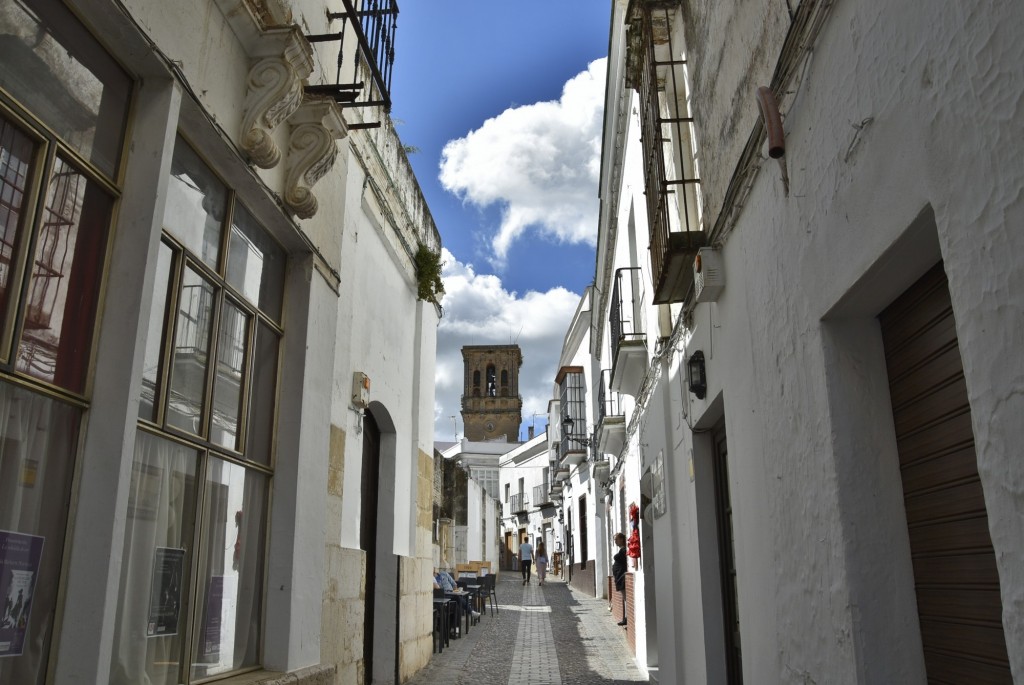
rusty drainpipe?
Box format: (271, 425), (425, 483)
(756, 86), (789, 195)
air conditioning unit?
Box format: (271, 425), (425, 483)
(694, 247), (725, 302)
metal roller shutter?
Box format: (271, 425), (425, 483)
(879, 263), (1010, 684)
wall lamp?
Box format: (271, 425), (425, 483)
(687, 350), (707, 399)
(561, 416), (595, 448)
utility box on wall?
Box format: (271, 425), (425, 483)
(352, 372), (370, 408)
(694, 247), (725, 303)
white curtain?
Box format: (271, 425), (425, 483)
(110, 431), (197, 685)
(0, 382), (79, 685)
(190, 459), (265, 680)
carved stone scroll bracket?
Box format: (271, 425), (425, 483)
(240, 52), (306, 168)
(212, 0), (314, 168)
(284, 98), (347, 219)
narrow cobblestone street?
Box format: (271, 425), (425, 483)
(410, 575), (646, 685)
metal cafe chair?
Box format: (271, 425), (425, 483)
(456, 579), (482, 625)
(479, 573), (498, 615)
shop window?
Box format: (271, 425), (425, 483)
(0, 92), (124, 395)
(0, 385), (81, 685)
(114, 136), (284, 683)
(0, 0), (131, 178)
(0, 2), (129, 682)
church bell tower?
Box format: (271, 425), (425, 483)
(461, 345), (523, 442)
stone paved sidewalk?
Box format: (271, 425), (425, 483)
(408, 574), (646, 685)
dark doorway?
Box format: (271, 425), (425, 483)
(879, 263), (1010, 682)
(360, 411), (381, 681)
(712, 422), (742, 684)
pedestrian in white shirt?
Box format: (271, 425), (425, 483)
(519, 540), (534, 585)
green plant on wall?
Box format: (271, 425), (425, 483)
(414, 243), (445, 305)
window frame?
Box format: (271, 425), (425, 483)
(0, 96), (122, 398)
(123, 134), (286, 683)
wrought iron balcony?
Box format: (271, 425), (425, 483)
(306, 0), (398, 126)
(627, 0), (706, 303)
(509, 492), (528, 515)
(597, 370), (626, 457)
(609, 268), (648, 396)
(533, 483), (551, 508)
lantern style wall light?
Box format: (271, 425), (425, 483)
(561, 416), (595, 448)
(687, 350), (707, 399)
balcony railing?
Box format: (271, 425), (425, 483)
(610, 267), (645, 364)
(628, 1), (705, 303)
(533, 483), (551, 507)
(597, 368), (626, 456)
(509, 492), (528, 514)
(306, 0), (399, 124)
(597, 369), (622, 427)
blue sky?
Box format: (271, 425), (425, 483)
(389, 1), (611, 443)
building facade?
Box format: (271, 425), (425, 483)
(547, 289), (614, 599)
(580, 0), (1024, 683)
(497, 433), (555, 574)
(433, 441), (501, 572)
(460, 344), (523, 442)
(0, 1), (440, 684)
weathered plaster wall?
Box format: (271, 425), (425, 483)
(680, 0), (1024, 681)
(681, 0), (789, 229)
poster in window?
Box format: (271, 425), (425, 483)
(147, 547), (185, 637)
(0, 530), (45, 658)
(197, 576), (223, 662)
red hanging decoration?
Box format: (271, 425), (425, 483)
(627, 503), (641, 559)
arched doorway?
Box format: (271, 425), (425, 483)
(360, 406), (399, 683)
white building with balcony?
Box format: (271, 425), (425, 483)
(589, 0), (1024, 683)
(497, 433), (555, 573)
(0, 1), (441, 684)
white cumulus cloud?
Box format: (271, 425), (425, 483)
(439, 59), (606, 265)
(433, 248), (582, 443)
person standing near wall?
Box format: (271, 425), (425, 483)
(612, 532), (627, 626)
(535, 542), (549, 586)
(519, 538), (534, 585)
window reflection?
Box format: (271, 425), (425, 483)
(245, 322), (278, 465)
(16, 155), (112, 393)
(192, 459), (266, 679)
(138, 243), (173, 422)
(227, 205), (284, 321)
(210, 300), (248, 451)
(124, 127), (283, 682)
(167, 268), (214, 435)
(0, 118), (36, 336)
(164, 139), (225, 270)
(0, 0), (130, 178)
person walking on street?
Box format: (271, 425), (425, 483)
(612, 532), (628, 626)
(536, 542), (549, 586)
(519, 538), (534, 584)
